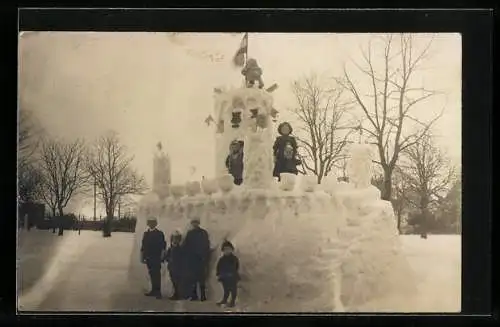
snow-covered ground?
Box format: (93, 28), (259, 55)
(400, 235), (461, 312)
(17, 231), (461, 312)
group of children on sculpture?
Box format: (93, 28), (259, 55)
(225, 121), (302, 184)
(141, 217), (240, 308)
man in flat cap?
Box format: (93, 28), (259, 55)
(183, 217), (211, 301)
(141, 217), (167, 299)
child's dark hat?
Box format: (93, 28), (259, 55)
(221, 240), (234, 250)
(277, 122), (293, 135)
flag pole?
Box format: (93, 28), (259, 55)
(245, 32), (248, 65)
(242, 32), (248, 88)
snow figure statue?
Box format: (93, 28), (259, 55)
(347, 143), (374, 189)
(242, 58), (264, 89)
(129, 61), (419, 313)
(152, 142), (171, 199)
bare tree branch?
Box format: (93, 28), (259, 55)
(18, 108), (43, 172)
(86, 131), (147, 236)
(340, 33), (443, 200)
(38, 137), (88, 216)
(289, 74), (352, 183)
(399, 133), (454, 217)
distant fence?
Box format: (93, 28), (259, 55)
(35, 215), (137, 233)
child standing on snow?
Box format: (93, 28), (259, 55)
(165, 231), (185, 300)
(216, 240), (240, 308)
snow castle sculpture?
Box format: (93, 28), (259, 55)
(128, 74), (417, 313)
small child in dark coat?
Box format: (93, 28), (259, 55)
(216, 240), (240, 307)
(225, 140), (244, 185)
(165, 231), (185, 300)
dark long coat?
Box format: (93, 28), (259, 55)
(272, 135), (300, 178)
(182, 227), (211, 280)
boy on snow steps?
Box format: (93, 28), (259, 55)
(216, 240), (240, 308)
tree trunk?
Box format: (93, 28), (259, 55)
(102, 218), (112, 237)
(102, 207), (113, 237)
(24, 214), (29, 231)
(396, 211), (402, 234)
(57, 206), (64, 236)
(50, 207), (57, 233)
(417, 195), (431, 238)
(381, 168), (393, 201)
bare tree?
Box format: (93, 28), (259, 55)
(391, 168), (412, 233)
(399, 133), (454, 220)
(86, 131), (147, 237)
(337, 34), (444, 200)
(18, 109), (45, 205)
(18, 164), (44, 203)
(371, 169), (410, 233)
(436, 177), (461, 234)
(38, 138), (88, 218)
(117, 195), (139, 218)
(290, 74), (354, 184)
(18, 109), (44, 201)
(18, 109), (42, 168)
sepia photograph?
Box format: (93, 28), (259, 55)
(17, 31), (462, 313)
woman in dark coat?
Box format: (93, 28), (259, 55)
(183, 217), (211, 301)
(272, 122), (301, 181)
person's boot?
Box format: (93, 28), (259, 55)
(188, 285), (199, 301)
(216, 301), (226, 306)
(200, 286), (207, 302)
(144, 291), (156, 297)
(188, 292), (199, 301)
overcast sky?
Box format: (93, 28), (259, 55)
(19, 32), (461, 216)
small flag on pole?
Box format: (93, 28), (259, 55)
(232, 33), (248, 67)
(266, 83), (279, 93)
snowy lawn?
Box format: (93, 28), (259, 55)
(17, 230), (98, 309)
(17, 231), (461, 312)
(17, 229), (67, 293)
(400, 235), (461, 312)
